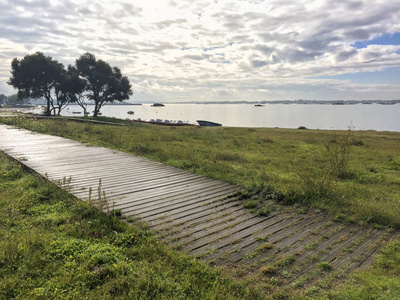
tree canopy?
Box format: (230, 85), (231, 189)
(8, 52), (132, 117)
(8, 52), (65, 116)
(75, 53), (132, 117)
(0, 94), (6, 104)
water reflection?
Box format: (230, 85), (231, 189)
(54, 103), (400, 132)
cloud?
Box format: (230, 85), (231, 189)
(0, 0), (399, 100)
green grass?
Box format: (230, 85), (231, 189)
(320, 238), (400, 300)
(1, 116), (399, 228)
(0, 152), (262, 299)
(1, 118), (400, 299)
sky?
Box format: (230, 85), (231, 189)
(0, 0), (400, 102)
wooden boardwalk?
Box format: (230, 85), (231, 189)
(0, 124), (397, 286)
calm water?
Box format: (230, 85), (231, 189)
(59, 103), (400, 132)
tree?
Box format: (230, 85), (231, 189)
(6, 94), (20, 105)
(0, 94), (7, 104)
(53, 68), (86, 116)
(8, 52), (65, 116)
(66, 66), (89, 116)
(75, 52), (132, 117)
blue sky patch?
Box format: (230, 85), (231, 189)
(352, 32), (400, 48)
(309, 66), (400, 84)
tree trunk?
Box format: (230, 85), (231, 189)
(46, 99), (51, 116)
(93, 104), (99, 117)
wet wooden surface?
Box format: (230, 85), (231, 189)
(0, 124), (397, 286)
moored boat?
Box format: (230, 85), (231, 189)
(197, 120), (222, 126)
(132, 119), (192, 126)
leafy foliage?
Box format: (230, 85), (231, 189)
(75, 52), (133, 117)
(8, 52), (65, 116)
(7, 52), (132, 117)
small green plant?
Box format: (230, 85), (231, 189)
(244, 252), (257, 259)
(282, 271), (292, 278)
(256, 236), (269, 242)
(304, 241), (318, 250)
(256, 243), (274, 252)
(275, 255), (296, 267)
(260, 265), (278, 275)
(243, 200), (258, 209)
(325, 128), (354, 178)
(110, 209), (122, 217)
(293, 277), (308, 288)
(296, 207), (307, 214)
(257, 206), (271, 216)
(318, 261), (333, 271)
(307, 254), (319, 262)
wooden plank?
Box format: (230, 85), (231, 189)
(149, 198), (243, 229)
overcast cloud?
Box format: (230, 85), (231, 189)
(0, 0), (399, 101)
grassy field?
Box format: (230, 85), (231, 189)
(1, 116), (400, 299)
(0, 152), (264, 299)
(1, 116), (399, 228)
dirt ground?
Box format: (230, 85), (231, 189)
(0, 107), (31, 113)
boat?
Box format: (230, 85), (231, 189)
(151, 103), (165, 107)
(255, 104), (264, 107)
(127, 111), (134, 115)
(132, 119), (192, 126)
(72, 111), (81, 114)
(197, 120), (222, 127)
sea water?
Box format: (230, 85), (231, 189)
(59, 103), (400, 131)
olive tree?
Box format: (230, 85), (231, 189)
(54, 68), (86, 115)
(75, 52), (132, 117)
(8, 52), (65, 116)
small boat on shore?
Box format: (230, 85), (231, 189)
(197, 120), (222, 127)
(127, 111), (134, 115)
(132, 119), (192, 126)
(255, 104), (264, 107)
(151, 103), (165, 107)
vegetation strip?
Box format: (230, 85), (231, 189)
(1, 118), (400, 298)
(0, 152), (263, 299)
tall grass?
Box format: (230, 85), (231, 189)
(1, 116), (400, 227)
(0, 152), (263, 299)
(1, 118), (400, 299)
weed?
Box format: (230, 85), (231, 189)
(304, 241), (318, 250)
(0, 153), (264, 300)
(307, 254), (320, 262)
(292, 276), (308, 288)
(318, 261), (333, 271)
(3, 117), (400, 228)
(256, 243), (274, 252)
(243, 200), (258, 209)
(275, 255), (296, 267)
(244, 252), (257, 259)
(257, 206), (271, 216)
(256, 236), (269, 242)
(296, 207), (307, 214)
(325, 128), (354, 179)
(342, 247), (353, 253)
(282, 271), (292, 278)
